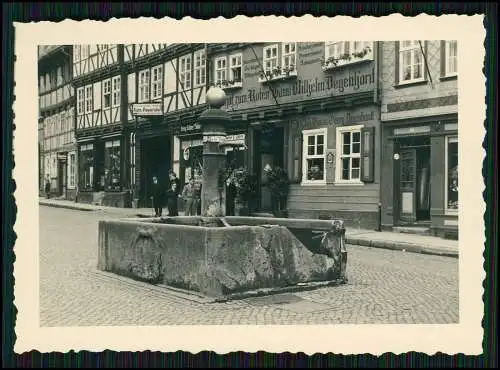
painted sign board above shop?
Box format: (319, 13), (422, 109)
(132, 103), (163, 116)
(213, 42), (376, 112)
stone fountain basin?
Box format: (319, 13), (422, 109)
(97, 216), (347, 299)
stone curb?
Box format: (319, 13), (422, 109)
(39, 201), (100, 212)
(40, 201), (458, 259)
(345, 237), (459, 259)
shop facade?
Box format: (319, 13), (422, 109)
(379, 40), (458, 239)
(123, 43), (210, 208)
(211, 41), (382, 227)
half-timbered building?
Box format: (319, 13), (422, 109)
(123, 43), (216, 207)
(71, 43), (214, 208)
(38, 45), (76, 200)
(72, 44), (130, 206)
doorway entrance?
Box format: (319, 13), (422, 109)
(57, 157), (67, 197)
(139, 135), (171, 207)
(395, 136), (431, 225)
(253, 125), (284, 212)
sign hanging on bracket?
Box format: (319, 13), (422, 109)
(183, 147), (190, 161)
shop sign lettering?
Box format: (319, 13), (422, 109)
(291, 110), (376, 130)
(203, 135), (226, 143)
(225, 134), (245, 145)
(180, 123), (202, 133)
(225, 67), (375, 110)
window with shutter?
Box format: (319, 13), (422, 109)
(361, 126), (375, 183)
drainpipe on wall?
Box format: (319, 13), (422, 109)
(377, 202), (382, 232)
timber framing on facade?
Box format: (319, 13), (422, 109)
(38, 44), (77, 200)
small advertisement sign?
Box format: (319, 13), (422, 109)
(132, 103), (163, 116)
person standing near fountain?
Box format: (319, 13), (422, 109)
(166, 171), (181, 216)
(151, 176), (164, 217)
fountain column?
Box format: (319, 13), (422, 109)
(198, 87), (232, 217)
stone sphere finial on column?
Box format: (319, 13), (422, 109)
(206, 86), (227, 108)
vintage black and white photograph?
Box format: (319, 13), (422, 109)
(13, 15), (485, 355)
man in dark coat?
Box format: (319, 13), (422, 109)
(151, 176), (164, 217)
(166, 171), (181, 216)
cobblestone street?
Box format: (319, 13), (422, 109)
(39, 206), (459, 326)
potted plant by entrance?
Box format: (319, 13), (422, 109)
(264, 166), (290, 218)
(227, 167), (258, 216)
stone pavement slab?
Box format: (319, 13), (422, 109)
(39, 198), (458, 258)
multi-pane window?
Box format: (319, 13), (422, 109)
(179, 55), (192, 90)
(445, 40), (458, 76)
(80, 45), (89, 60)
(45, 73), (51, 91)
(85, 85), (93, 113)
(325, 42), (347, 60)
(302, 128), (327, 184)
(56, 67), (63, 86)
(353, 41), (372, 54)
(229, 53), (242, 82)
(45, 157), (50, 177)
(112, 76), (121, 107)
(446, 136), (459, 211)
(215, 57), (227, 85)
(39, 76), (45, 93)
(77, 87), (84, 115)
(399, 40), (424, 83)
(194, 49), (206, 87)
(282, 43), (296, 70)
(104, 140), (121, 191)
(151, 66), (163, 100)
(336, 125), (363, 183)
(73, 46), (81, 63)
(103, 80), (111, 108)
(325, 41), (373, 59)
(263, 44), (279, 75)
(139, 69), (150, 102)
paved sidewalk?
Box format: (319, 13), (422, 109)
(39, 198), (459, 258)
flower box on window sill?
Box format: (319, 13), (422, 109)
(321, 47), (373, 72)
(212, 80), (243, 91)
(258, 68), (297, 84)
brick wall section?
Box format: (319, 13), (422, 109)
(380, 41), (458, 116)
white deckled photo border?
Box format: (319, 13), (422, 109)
(13, 14), (486, 355)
